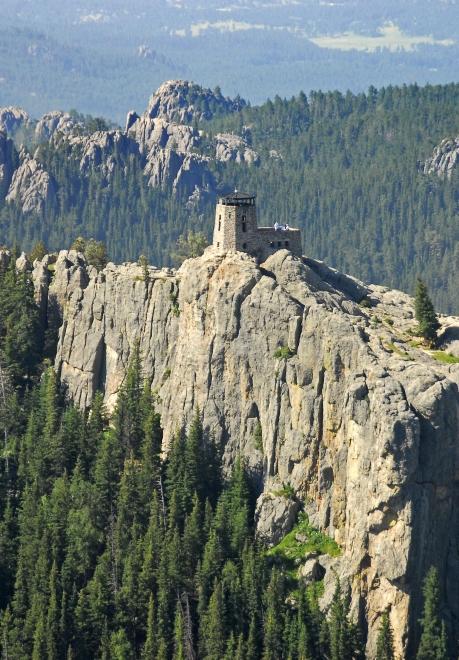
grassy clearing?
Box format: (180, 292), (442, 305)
(430, 351), (459, 364)
(267, 513), (340, 562)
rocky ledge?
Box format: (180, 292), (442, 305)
(424, 136), (459, 177)
(15, 246), (458, 657)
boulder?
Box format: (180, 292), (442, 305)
(255, 493), (300, 546)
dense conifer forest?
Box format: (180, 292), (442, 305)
(1, 82), (458, 312)
(0, 242), (452, 659)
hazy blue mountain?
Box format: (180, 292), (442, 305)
(1, 0), (458, 121)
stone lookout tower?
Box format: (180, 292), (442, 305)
(212, 191), (302, 261)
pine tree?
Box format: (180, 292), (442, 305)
(142, 593), (156, 659)
(112, 343), (145, 456)
(84, 391), (109, 476)
(173, 601), (186, 660)
(415, 279), (440, 345)
(262, 570), (284, 660)
(46, 561), (61, 660)
(200, 580), (226, 660)
(417, 567), (448, 660)
(328, 578), (355, 660)
(376, 611), (395, 660)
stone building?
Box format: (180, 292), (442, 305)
(212, 191), (302, 261)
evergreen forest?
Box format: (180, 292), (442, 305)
(0, 233), (452, 659)
(1, 82), (459, 312)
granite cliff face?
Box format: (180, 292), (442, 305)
(424, 137), (459, 177)
(21, 246), (459, 657)
(5, 149), (56, 213)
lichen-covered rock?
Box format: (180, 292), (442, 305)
(0, 107), (29, 134)
(6, 151), (56, 213)
(424, 136), (459, 177)
(31, 247), (459, 658)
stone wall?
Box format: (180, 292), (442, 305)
(256, 227), (302, 260)
(212, 200), (303, 261)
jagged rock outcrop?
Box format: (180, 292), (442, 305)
(6, 150), (56, 213)
(424, 137), (459, 177)
(0, 107), (29, 134)
(64, 130), (140, 178)
(215, 133), (260, 164)
(27, 246), (458, 658)
(35, 111), (80, 142)
(147, 79), (246, 123)
(0, 81), (252, 202)
(127, 114), (213, 193)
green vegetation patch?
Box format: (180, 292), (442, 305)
(430, 351), (459, 364)
(272, 482), (295, 500)
(385, 342), (413, 360)
(267, 513), (340, 562)
(274, 346), (296, 360)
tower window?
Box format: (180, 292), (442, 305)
(242, 222), (247, 232)
(242, 242), (247, 249)
(285, 241), (289, 247)
(218, 220), (221, 231)
(277, 241), (281, 247)
(217, 242), (220, 247)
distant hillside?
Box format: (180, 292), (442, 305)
(0, 80), (458, 313)
(1, 0), (459, 119)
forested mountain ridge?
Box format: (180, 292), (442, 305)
(0, 80), (459, 313)
(1, 244), (457, 657)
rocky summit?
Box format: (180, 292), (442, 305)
(12, 245), (459, 657)
(0, 80), (255, 213)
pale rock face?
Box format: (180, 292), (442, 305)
(255, 493), (299, 545)
(35, 111), (80, 142)
(0, 107), (29, 134)
(128, 116), (199, 154)
(15, 252), (31, 273)
(214, 133), (260, 165)
(147, 79), (246, 123)
(6, 151), (56, 213)
(128, 116), (212, 193)
(64, 130), (140, 178)
(424, 136), (459, 177)
(31, 250), (459, 657)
